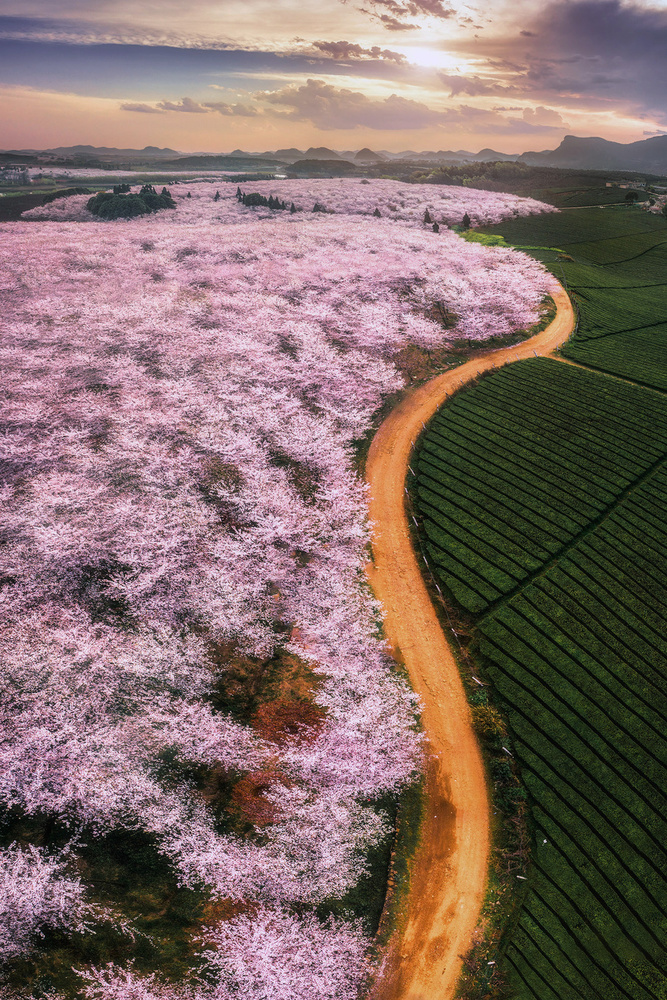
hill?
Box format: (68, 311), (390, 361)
(302, 146), (344, 160)
(45, 144), (180, 158)
(521, 134), (667, 173)
(354, 148), (385, 163)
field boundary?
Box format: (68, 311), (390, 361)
(554, 353), (667, 395)
(365, 280), (575, 1000)
(476, 446), (667, 625)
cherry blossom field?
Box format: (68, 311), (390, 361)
(1, 182), (553, 999)
(23, 176), (555, 229)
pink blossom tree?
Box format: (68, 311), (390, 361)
(1, 185), (554, 995)
(0, 844), (93, 961)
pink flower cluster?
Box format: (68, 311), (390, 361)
(0, 844), (92, 962)
(24, 177), (555, 229)
(1, 192), (552, 997)
(79, 909), (368, 1000)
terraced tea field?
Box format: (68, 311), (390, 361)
(417, 360), (667, 614)
(480, 207), (667, 391)
(415, 359), (667, 1000)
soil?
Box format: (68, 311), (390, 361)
(365, 281), (575, 1000)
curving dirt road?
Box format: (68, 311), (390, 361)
(366, 281), (575, 1000)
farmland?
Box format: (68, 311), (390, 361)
(417, 360), (667, 614)
(479, 207), (667, 390)
(415, 204), (667, 999)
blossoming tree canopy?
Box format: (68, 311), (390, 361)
(1, 180), (554, 998)
(0, 845), (93, 961)
(24, 176), (556, 229)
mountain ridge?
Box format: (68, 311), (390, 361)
(2, 136), (666, 174)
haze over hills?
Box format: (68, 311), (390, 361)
(18, 144), (180, 158)
(2, 135), (667, 175)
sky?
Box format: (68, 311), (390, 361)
(1, 0), (666, 153)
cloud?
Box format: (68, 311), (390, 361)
(439, 72), (517, 97)
(120, 101), (166, 113)
(522, 105), (568, 127)
(311, 40), (407, 63)
(204, 101), (261, 117)
(121, 96), (260, 117)
(0, 13), (241, 49)
(364, 0), (456, 18)
(450, 0), (667, 124)
(156, 96), (210, 113)
(262, 78), (447, 129)
(374, 13), (420, 31)
(355, 0), (455, 30)
(258, 78), (561, 136)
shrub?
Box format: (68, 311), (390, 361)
(239, 191), (288, 210)
(86, 186), (175, 220)
(87, 194), (150, 219)
(471, 704), (507, 744)
(41, 186), (91, 204)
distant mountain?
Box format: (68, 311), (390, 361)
(44, 145), (180, 158)
(162, 154), (280, 169)
(398, 150), (437, 161)
(471, 148), (518, 162)
(354, 147), (385, 163)
(9, 137), (667, 174)
(519, 134), (667, 172)
(395, 149), (476, 163)
(271, 148), (304, 161)
(303, 146), (343, 161)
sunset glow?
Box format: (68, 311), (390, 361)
(0, 0), (665, 151)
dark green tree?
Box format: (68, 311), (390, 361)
(87, 193), (150, 219)
(86, 186), (175, 219)
(373, 208), (381, 218)
(462, 212), (471, 229)
(432, 222), (440, 233)
(423, 209), (433, 224)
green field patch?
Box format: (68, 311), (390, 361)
(413, 348), (667, 998)
(479, 206), (667, 387)
(565, 325), (667, 391)
(415, 359), (667, 615)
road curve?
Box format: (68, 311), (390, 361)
(366, 281), (575, 1000)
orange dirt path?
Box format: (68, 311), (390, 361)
(366, 282), (575, 1000)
